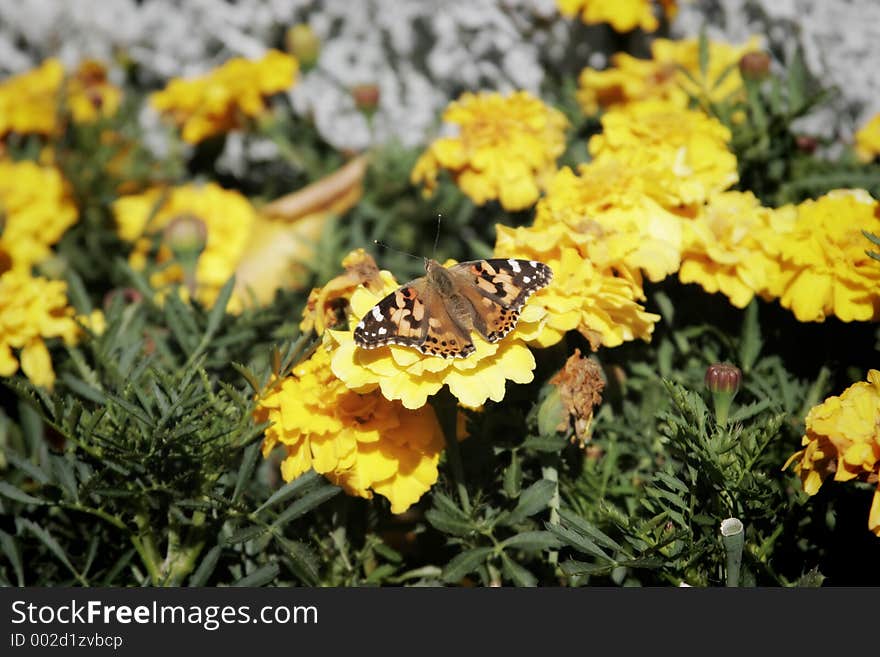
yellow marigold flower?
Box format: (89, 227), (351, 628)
(494, 223), (660, 351)
(300, 249), (383, 336)
(112, 183), (256, 308)
(0, 59), (121, 136)
(678, 190), (793, 308)
(557, 0), (677, 33)
(411, 90), (569, 212)
(66, 59), (123, 123)
(0, 270), (81, 389)
(0, 160), (78, 272)
(784, 370), (880, 536)
(0, 59), (63, 137)
(150, 50), (298, 144)
(534, 164), (683, 282)
(767, 189), (880, 322)
(577, 37), (761, 115)
(589, 100), (739, 206)
(327, 266), (547, 410)
(256, 345), (445, 514)
(854, 111), (880, 163)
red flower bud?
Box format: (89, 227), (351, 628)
(705, 363), (742, 395)
(738, 51), (771, 80)
(796, 135), (818, 154)
(351, 83), (380, 114)
(705, 363), (742, 426)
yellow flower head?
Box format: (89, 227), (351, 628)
(854, 111), (880, 163)
(0, 270), (81, 389)
(589, 100), (739, 206)
(679, 190), (793, 308)
(66, 59), (123, 124)
(784, 370), (880, 536)
(494, 223), (660, 351)
(150, 50), (298, 144)
(328, 265), (547, 411)
(767, 189), (880, 322)
(0, 58), (122, 136)
(577, 37), (761, 115)
(112, 183), (256, 308)
(300, 248), (383, 336)
(256, 345), (445, 514)
(0, 160), (78, 273)
(534, 164), (683, 282)
(411, 90), (569, 211)
(0, 59), (63, 137)
(557, 0), (677, 33)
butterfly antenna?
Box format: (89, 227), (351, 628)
(373, 240), (422, 261)
(432, 214), (442, 259)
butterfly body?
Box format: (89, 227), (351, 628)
(354, 257), (552, 358)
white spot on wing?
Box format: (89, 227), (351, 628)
(508, 258), (521, 273)
(378, 326), (387, 335)
(522, 276), (531, 283)
(357, 321), (365, 330)
(372, 306), (383, 321)
(529, 260), (538, 267)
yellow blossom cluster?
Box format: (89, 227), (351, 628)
(411, 90), (569, 211)
(150, 50), (298, 144)
(0, 159), (78, 273)
(679, 191), (795, 309)
(557, 0), (677, 33)
(112, 183), (257, 309)
(0, 270), (81, 389)
(588, 100), (739, 206)
(66, 59), (124, 124)
(577, 37), (761, 115)
(785, 370), (880, 536)
(767, 189), (880, 322)
(0, 58), (121, 137)
(255, 345), (445, 514)
(530, 95), (749, 312)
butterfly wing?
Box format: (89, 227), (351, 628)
(353, 279), (476, 358)
(448, 258), (553, 343)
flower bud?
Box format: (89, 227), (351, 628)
(705, 363), (742, 426)
(103, 287), (143, 310)
(163, 214), (207, 257)
(738, 51), (771, 80)
(351, 83), (380, 115)
(163, 214), (207, 297)
(796, 134), (818, 154)
(705, 363), (742, 394)
(285, 24), (320, 71)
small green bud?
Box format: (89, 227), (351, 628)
(163, 214), (207, 297)
(163, 214), (207, 257)
(285, 24), (320, 71)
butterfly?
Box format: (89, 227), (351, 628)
(354, 258), (552, 358)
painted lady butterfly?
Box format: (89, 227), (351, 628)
(354, 258), (552, 358)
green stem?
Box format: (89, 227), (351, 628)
(542, 462), (560, 567)
(434, 388), (470, 514)
(721, 517), (744, 587)
(133, 510), (162, 585)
